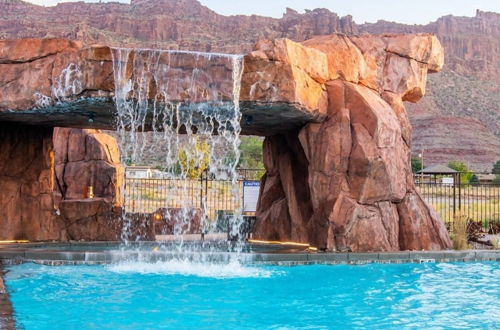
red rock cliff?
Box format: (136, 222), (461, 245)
(1, 0), (496, 170)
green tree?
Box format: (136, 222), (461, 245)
(492, 160), (500, 174)
(469, 174), (480, 186)
(411, 157), (424, 173)
(178, 140), (210, 179)
(493, 175), (500, 186)
(448, 160), (473, 184)
(238, 136), (264, 169)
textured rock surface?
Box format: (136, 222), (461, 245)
(0, 0), (357, 53)
(53, 128), (123, 204)
(0, 31), (452, 249)
(59, 199), (121, 241)
(0, 123), (126, 242)
(153, 208), (202, 235)
(253, 36), (452, 251)
(0, 38), (115, 128)
(59, 199), (154, 241)
(0, 123), (62, 241)
(411, 116), (500, 172)
(2, 35), (442, 137)
(1, 0), (496, 169)
(53, 128), (124, 241)
(0, 38), (318, 135)
(361, 11), (500, 171)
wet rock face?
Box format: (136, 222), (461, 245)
(0, 34), (443, 137)
(252, 34), (452, 251)
(0, 33), (451, 249)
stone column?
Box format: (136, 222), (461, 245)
(254, 80), (452, 251)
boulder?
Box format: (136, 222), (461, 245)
(153, 208), (202, 235)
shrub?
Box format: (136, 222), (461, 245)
(411, 157), (424, 174)
(448, 160), (473, 184)
(493, 175), (500, 186)
(452, 213), (469, 250)
(469, 174), (480, 186)
(492, 160), (500, 175)
(178, 140), (210, 179)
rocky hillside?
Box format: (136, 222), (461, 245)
(0, 0), (498, 171)
(361, 11), (500, 171)
(0, 0), (357, 52)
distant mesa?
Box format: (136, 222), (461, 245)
(0, 0), (498, 170)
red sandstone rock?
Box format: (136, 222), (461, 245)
(52, 128), (124, 241)
(53, 128), (123, 205)
(241, 39), (328, 117)
(0, 124), (125, 242)
(0, 123), (63, 241)
(0, 0), (497, 170)
(301, 34), (366, 83)
(59, 198), (121, 241)
(0, 32), (452, 250)
(250, 35), (451, 251)
(153, 208), (202, 235)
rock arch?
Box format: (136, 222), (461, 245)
(0, 34), (451, 250)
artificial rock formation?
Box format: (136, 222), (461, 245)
(0, 34), (452, 250)
(0, 123), (62, 241)
(53, 128), (123, 204)
(251, 34), (452, 251)
(0, 38), (320, 135)
(1, 0), (498, 171)
(53, 128), (125, 241)
(0, 123), (126, 241)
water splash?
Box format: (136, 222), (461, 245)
(52, 63), (83, 100)
(107, 259), (274, 279)
(111, 48), (245, 250)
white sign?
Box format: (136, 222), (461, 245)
(442, 177), (454, 185)
(243, 181), (260, 212)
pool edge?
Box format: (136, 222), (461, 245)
(0, 265), (16, 330)
(0, 246), (499, 266)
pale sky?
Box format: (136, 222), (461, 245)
(25, 0), (500, 25)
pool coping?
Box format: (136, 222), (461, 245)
(0, 265), (15, 330)
(0, 243), (499, 265)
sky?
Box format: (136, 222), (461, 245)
(25, 0), (500, 25)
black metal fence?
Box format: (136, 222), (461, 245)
(124, 169), (263, 219)
(125, 169), (499, 230)
(415, 176), (499, 230)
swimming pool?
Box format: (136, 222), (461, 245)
(4, 261), (500, 329)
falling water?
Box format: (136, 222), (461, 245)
(111, 47), (245, 254)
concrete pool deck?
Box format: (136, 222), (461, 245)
(0, 242), (499, 266)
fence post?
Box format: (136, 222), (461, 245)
(204, 170), (208, 212)
(199, 171), (203, 209)
(458, 173), (462, 211)
(453, 173), (456, 217)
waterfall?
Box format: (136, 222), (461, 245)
(111, 47), (245, 250)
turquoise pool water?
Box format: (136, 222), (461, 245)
(4, 261), (500, 329)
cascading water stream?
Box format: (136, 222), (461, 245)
(111, 47), (245, 261)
